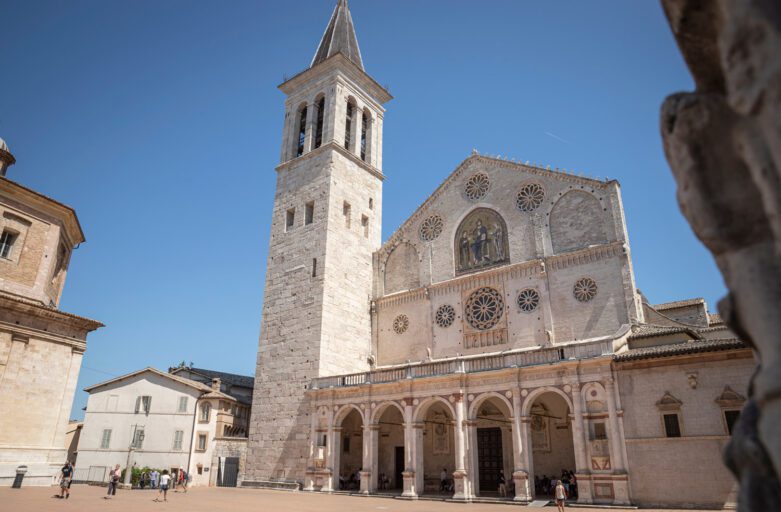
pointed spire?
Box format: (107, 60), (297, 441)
(311, 0), (364, 71)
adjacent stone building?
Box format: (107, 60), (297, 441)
(245, 1), (752, 508)
(0, 137), (103, 486)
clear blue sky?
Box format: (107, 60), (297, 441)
(0, 0), (723, 420)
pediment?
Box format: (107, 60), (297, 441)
(715, 386), (746, 408)
(655, 391), (683, 411)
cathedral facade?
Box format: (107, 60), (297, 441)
(245, 2), (752, 508)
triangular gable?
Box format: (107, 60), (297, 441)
(655, 391), (683, 411)
(715, 386), (746, 408)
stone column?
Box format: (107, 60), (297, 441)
(466, 420), (479, 498)
(303, 100), (315, 154)
(304, 405), (319, 491)
(369, 424), (380, 492)
(569, 383), (593, 504)
(360, 423), (372, 494)
(349, 103), (361, 157)
(401, 400), (417, 498)
(321, 421), (336, 492)
(512, 390), (531, 502)
(605, 378), (630, 505)
(452, 394), (470, 501)
(413, 422), (424, 494)
(520, 416), (534, 499)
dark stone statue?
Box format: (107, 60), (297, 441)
(659, 1), (781, 509)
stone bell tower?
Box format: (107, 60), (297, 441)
(245, 0), (392, 486)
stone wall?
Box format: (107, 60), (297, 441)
(211, 438), (248, 487)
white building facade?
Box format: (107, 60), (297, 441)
(77, 367), (247, 487)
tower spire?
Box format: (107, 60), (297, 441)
(311, 0), (364, 70)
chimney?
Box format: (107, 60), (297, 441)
(211, 377), (221, 391)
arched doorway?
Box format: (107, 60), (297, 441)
(470, 394), (514, 497)
(374, 404), (405, 492)
(527, 391), (576, 498)
(414, 399), (457, 496)
(336, 408), (364, 491)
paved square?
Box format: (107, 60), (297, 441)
(0, 485), (721, 512)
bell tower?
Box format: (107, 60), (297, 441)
(246, 0), (392, 485)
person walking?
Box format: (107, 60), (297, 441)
(440, 468), (449, 493)
(150, 469), (158, 489)
(105, 464), (120, 499)
(180, 467), (189, 493)
(554, 479), (568, 512)
(498, 471), (507, 497)
(58, 461), (74, 499)
(155, 470), (171, 502)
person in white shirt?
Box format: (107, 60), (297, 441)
(155, 470), (171, 502)
(554, 479), (568, 512)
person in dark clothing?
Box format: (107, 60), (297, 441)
(58, 461), (74, 499)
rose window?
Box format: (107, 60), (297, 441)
(573, 278), (598, 302)
(393, 314), (409, 334)
(516, 183), (545, 212)
(517, 288), (540, 313)
(435, 304), (456, 328)
(464, 173), (490, 201)
(419, 215), (444, 242)
(464, 287), (504, 330)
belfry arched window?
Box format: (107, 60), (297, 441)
(314, 96), (325, 149)
(360, 111), (368, 161)
(344, 100), (355, 150)
(296, 105), (308, 157)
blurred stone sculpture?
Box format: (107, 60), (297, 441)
(659, 1), (781, 509)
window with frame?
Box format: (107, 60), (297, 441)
(200, 403), (211, 422)
(0, 230), (18, 259)
(173, 430), (184, 451)
(178, 396), (188, 413)
(724, 410), (740, 435)
(593, 422), (607, 440)
(663, 413), (681, 438)
(344, 101), (355, 150)
(131, 427), (145, 449)
(197, 433), (207, 451)
(296, 106), (307, 157)
(361, 215), (369, 238)
(311, 258), (317, 278)
(343, 202), (351, 229)
(305, 201), (314, 225)
(286, 208), (295, 231)
(135, 396), (152, 414)
(100, 429), (112, 449)
(360, 111), (368, 161)
(314, 97), (325, 149)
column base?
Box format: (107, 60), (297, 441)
(359, 471), (371, 494)
(512, 470), (531, 502)
(451, 470), (471, 501)
(401, 470), (418, 498)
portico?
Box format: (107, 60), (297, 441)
(303, 344), (631, 505)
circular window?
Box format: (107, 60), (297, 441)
(393, 314), (409, 334)
(435, 304), (456, 328)
(573, 278), (598, 302)
(464, 173), (490, 201)
(517, 288), (540, 313)
(516, 183), (545, 212)
(464, 287), (504, 330)
(419, 215), (444, 242)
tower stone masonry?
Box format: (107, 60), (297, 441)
(245, 0), (392, 485)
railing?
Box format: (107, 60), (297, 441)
(311, 339), (613, 390)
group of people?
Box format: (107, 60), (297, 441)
(56, 461), (188, 502)
(534, 470), (576, 511)
(339, 468), (363, 490)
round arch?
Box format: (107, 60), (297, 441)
(522, 386), (574, 416)
(468, 392), (514, 420)
(370, 400), (406, 425)
(413, 396), (457, 423)
(453, 206), (510, 275)
(335, 404), (365, 427)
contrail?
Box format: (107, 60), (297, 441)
(544, 131), (569, 144)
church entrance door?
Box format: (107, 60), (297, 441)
(477, 427), (504, 494)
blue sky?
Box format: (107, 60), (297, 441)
(0, 1), (722, 420)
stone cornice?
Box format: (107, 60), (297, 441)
(0, 177), (85, 246)
(0, 293), (103, 333)
(375, 242), (626, 307)
(275, 141), (384, 181)
(0, 319), (87, 352)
